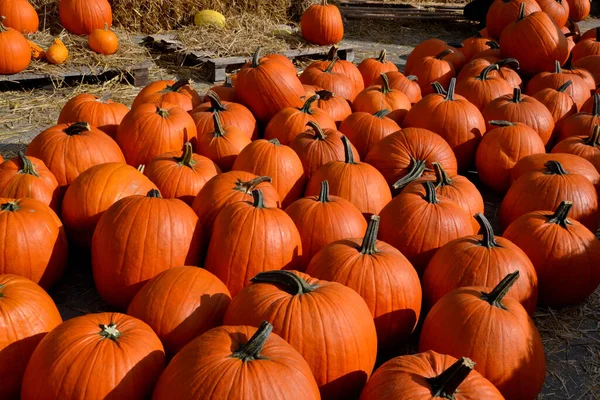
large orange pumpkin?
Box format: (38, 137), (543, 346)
(572, 27), (600, 61)
(196, 112), (251, 172)
(22, 312), (164, 400)
(300, 57), (357, 102)
(0, 274), (62, 400)
(131, 79), (202, 111)
(566, 0), (591, 21)
(457, 57), (522, 89)
(373, 72), (422, 104)
(510, 152), (600, 187)
(352, 73), (412, 125)
(531, 80), (578, 128)
(552, 125), (600, 171)
(57, 93), (129, 138)
(536, 0), (570, 28)
(0, 17), (32, 75)
(223, 270), (378, 400)
(525, 60), (590, 109)
(357, 49), (399, 88)
(404, 39), (466, 75)
(304, 46), (365, 97)
(300, 0), (344, 46)
(0, 0), (38, 33)
(557, 93), (600, 141)
(339, 109), (400, 159)
(410, 49), (456, 96)
(59, 0), (112, 35)
(455, 63), (514, 111)
(572, 55), (600, 84)
(486, 0), (542, 39)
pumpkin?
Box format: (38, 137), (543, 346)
(499, 3), (569, 76)
(209, 75), (235, 102)
(306, 136), (391, 216)
(314, 89), (352, 126)
(59, 0), (111, 35)
(500, 160), (599, 229)
(45, 38), (68, 65)
(531, 81), (578, 128)
(357, 49), (399, 88)
(144, 142), (221, 205)
(57, 93), (129, 138)
(378, 181), (474, 274)
(22, 312), (164, 400)
(153, 321), (320, 400)
(290, 121), (359, 178)
(262, 53), (297, 74)
(373, 72), (422, 103)
(300, 57), (357, 102)
(455, 63), (515, 111)
(88, 22), (118, 55)
(423, 213), (538, 314)
(0, 0), (38, 33)
(360, 351), (504, 400)
(204, 190), (303, 297)
(26, 122), (125, 191)
(0, 16), (31, 74)
(573, 55), (600, 84)
(536, 0), (570, 27)
(559, 54), (596, 93)
(235, 48), (304, 122)
(339, 109), (400, 159)
(223, 270), (378, 400)
(403, 79), (486, 171)
(132, 79), (202, 111)
(116, 103), (197, 167)
(127, 266), (231, 357)
(482, 87), (555, 145)
(503, 201), (600, 306)
(401, 162), (485, 232)
(475, 120), (546, 193)
(471, 40), (502, 61)
(27, 39), (44, 60)
(191, 90), (258, 140)
(566, 0), (591, 20)
(92, 189), (203, 308)
(61, 162), (156, 248)
(582, 89), (600, 112)
(264, 94), (337, 144)
(0, 198), (68, 288)
(410, 49), (456, 96)
(525, 60), (590, 109)
(572, 28), (600, 62)
(352, 73), (412, 125)
(486, 0), (542, 39)
(306, 215), (422, 351)
(300, 0), (344, 46)
(552, 124), (600, 171)
(557, 93), (600, 141)
(0, 152), (60, 212)
(404, 39), (466, 75)
(365, 127), (458, 189)
(581, 26), (598, 40)
(285, 180), (367, 266)
(461, 32), (493, 61)
(419, 272), (546, 400)
(457, 58), (522, 88)
(304, 46), (365, 97)
(0, 274), (62, 400)
(511, 152), (600, 187)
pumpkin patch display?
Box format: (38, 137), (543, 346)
(209, 75), (235, 102)
(572, 27), (600, 61)
(455, 63), (514, 111)
(305, 46), (365, 98)
(536, 0), (570, 28)
(510, 152), (600, 187)
(0, 0), (39, 33)
(300, 0), (344, 46)
(566, 0), (591, 21)
(0, 16), (31, 74)
(57, 93), (129, 138)
(486, 0), (542, 39)
(526, 61), (590, 110)
(404, 39), (466, 75)
(532, 81), (578, 128)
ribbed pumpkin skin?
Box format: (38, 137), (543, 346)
(204, 195), (303, 297)
(57, 93), (129, 138)
(572, 31), (600, 62)
(360, 351), (504, 400)
(0, 21), (30, 75)
(196, 117), (251, 172)
(532, 86), (577, 127)
(557, 95), (600, 141)
(357, 51), (399, 88)
(316, 91), (353, 125)
(581, 90), (600, 112)
(301, 0), (343, 46)
(21, 313), (165, 400)
(191, 171), (280, 233)
(455, 64), (515, 111)
(475, 122), (546, 193)
(365, 128), (458, 187)
(503, 206), (600, 306)
(566, 0), (590, 21)
(352, 84), (412, 125)
(116, 103), (198, 167)
(511, 152), (600, 187)
(0, 274), (62, 400)
(339, 111), (400, 159)
(92, 194), (203, 309)
(404, 39), (466, 75)
(132, 80), (202, 111)
(573, 55), (600, 83)
(127, 266), (231, 357)
(190, 94), (258, 140)
(223, 271), (378, 400)
(59, 0), (112, 35)
(461, 34), (493, 61)
(551, 133), (600, 172)
(419, 282), (546, 400)
(536, 0), (570, 28)
(0, 154), (60, 213)
(457, 58), (523, 88)
(0, 0), (39, 33)
(0, 198), (68, 289)
(26, 122), (125, 191)
(486, 0), (542, 38)
(305, 56), (365, 98)
(152, 324), (321, 400)
(525, 66), (590, 110)
(373, 72), (423, 103)
(232, 139), (305, 208)
(410, 52), (456, 96)
(61, 163), (156, 248)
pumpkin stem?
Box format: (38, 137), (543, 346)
(0, 283), (4, 298)
(496, 58), (519, 70)
(432, 82), (447, 96)
(99, 322), (121, 341)
(164, 79), (191, 93)
(517, 2), (526, 20)
(554, 60), (562, 74)
(251, 189), (266, 208)
(252, 48), (261, 68)
(341, 136), (356, 164)
(307, 121), (326, 140)
(315, 90), (335, 100)
(0, 16), (7, 32)
(445, 78), (457, 101)
(97, 93), (112, 103)
(376, 49), (387, 63)
(435, 49), (453, 60)
(593, 94), (600, 117)
(206, 90), (227, 112)
(325, 57), (339, 73)
(379, 73), (392, 94)
(359, 215), (380, 254)
(177, 142), (196, 168)
(250, 270), (319, 295)
(488, 120), (515, 127)
(326, 45), (338, 60)
(300, 94), (319, 114)
(423, 181), (439, 204)
(63, 122), (91, 135)
(475, 213), (500, 248)
(432, 162), (452, 187)
(17, 152), (39, 177)
(557, 80), (572, 92)
(147, 189), (161, 198)
(224, 75), (233, 87)
(230, 320), (273, 362)
(485, 40), (500, 49)
(235, 176), (272, 194)
(322, 0), (328, 5)
(510, 87), (522, 103)
(213, 113), (226, 137)
(426, 357), (476, 399)
(318, 180), (330, 202)
(480, 271), (519, 310)
(374, 109), (391, 118)
(548, 200), (573, 228)
(0, 201), (19, 211)
(156, 107), (170, 118)
(392, 158), (427, 189)
(544, 160), (568, 175)
(584, 125), (600, 147)
(269, 138), (281, 146)
(478, 64), (499, 81)
(137, 164), (146, 174)
(407, 75), (418, 82)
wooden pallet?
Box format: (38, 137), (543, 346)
(339, 0), (464, 20)
(136, 34), (355, 82)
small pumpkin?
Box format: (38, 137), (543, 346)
(59, 0), (112, 35)
(352, 73), (412, 125)
(0, 0), (38, 33)
(552, 124), (600, 171)
(471, 40), (502, 61)
(486, 0), (542, 39)
(410, 49), (456, 96)
(557, 93), (600, 141)
(339, 109), (400, 159)
(373, 72), (422, 103)
(88, 23), (118, 55)
(57, 92), (129, 138)
(300, 57), (357, 102)
(455, 63), (515, 111)
(45, 38), (68, 65)
(314, 89), (352, 126)
(300, 0), (344, 46)
(132, 79), (202, 111)
(0, 16), (31, 74)
(209, 75), (235, 102)
(531, 80), (578, 128)
(461, 31), (493, 61)
(357, 49), (399, 88)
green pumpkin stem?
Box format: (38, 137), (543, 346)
(379, 73), (392, 94)
(206, 90), (228, 112)
(269, 138), (281, 146)
(435, 49), (453, 60)
(496, 58), (519, 70)
(252, 48), (261, 68)
(224, 75), (233, 87)
(17, 152), (39, 177)
(557, 80), (573, 92)
(517, 2), (526, 20)
(432, 82), (447, 96)
(485, 40), (500, 49)
(251, 189), (266, 208)
(147, 189), (161, 198)
(213, 113), (226, 137)
(359, 215), (380, 254)
(235, 176), (272, 194)
(593, 94), (600, 117)
(325, 57), (339, 73)
(510, 87), (522, 103)
(445, 78), (457, 101)
(585, 125), (600, 147)
(63, 122), (91, 135)
(300, 95), (319, 114)
(0, 16), (8, 32)
(475, 213), (499, 248)
(0, 201), (19, 211)
(481, 271), (520, 310)
(137, 164), (146, 174)
(99, 322), (121, 341)
(307, 120), (326, 140)
(341, 136), (355, 164)
(0, 283), (4, 298)
(548, 201), (573, 228)
(374, 109), (391, 118)
(322, 0), (328, 6)
(478, 64), (500, 81)
(315, 90), (335, 100)
(544, 160), (568, 175)
(318, 180), (330, 202)
(98, 93), (112, 103)
(156, 107), (170, 118)
(554, 60), (562, 74)
(231, 321), (273, 362)
(326, 45), (338, 61)
(164, 79), (190, 93)
(432, 162), (452, 187)
(423, 181), (439, 204)
(376, 49), (387, 63)
(488, 120), (515, 127)
(407, 75), (418, 82)
(177, 142), (196, 168)
(426, 357), (476, 399)
(392, 158), (427, 189)
(250, 270), (319, 295)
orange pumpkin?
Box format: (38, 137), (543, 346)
(410, 49), (456, 96)
(525, 60), (591, 110)
(314, 89), (352, 126)
(88, 23), (118, 55)
(45, 38), (68, 65)
(339, 109), (400, 159)
(304, 46), (365, 98)
(551, 125), (600, 172)
(572, 27), (600, 61)
(0, 16), (31, 74)
(209, 75), (235, 102)
(132, 79), (203, 111)
(59, 0), (112, 35)
(455, 63), (514, 111)
(557, 93), (600, 142)
(566, 0), (591, 21)
(300, 0), (344, 46)
(531, 80), (578, 128)
(536, 0), (570, 28)
(511, 152), (600, 188)
(0, 0), (38, 33)
(373, 72), (422, 104)
(486, 0), (542, 39)
(357, 49), (399, 88)
(300, 57), (357, 102)
(57, 93), (129, 138)
(352, 73), (412, 125)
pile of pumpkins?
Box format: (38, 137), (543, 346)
(0, 0), (118, 74)
(1, 0), (600, 398)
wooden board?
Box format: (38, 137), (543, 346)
(339, 0), (464, 20)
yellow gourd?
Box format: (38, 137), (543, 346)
(194, 10), (225, 28)
(46, 38), (68, 65)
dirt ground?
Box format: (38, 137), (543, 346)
(1, 16), (599, 399)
